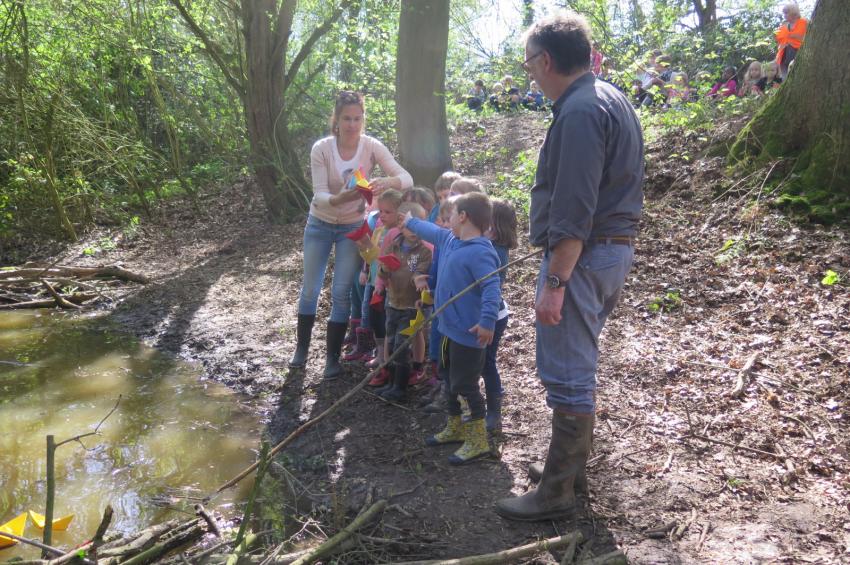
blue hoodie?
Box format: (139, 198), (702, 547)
(406, 218), (501, 349)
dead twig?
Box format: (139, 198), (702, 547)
(729, 352), (759, 398)
(684, 433), (782, 459)
(289, 500), (387, 565)
(395, 531), (583, 565)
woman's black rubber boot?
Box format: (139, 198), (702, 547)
(288, 314), (316, 368)
(322, 321), (348, 379)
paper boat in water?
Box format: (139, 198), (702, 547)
(0, 513), (27, 549)
(28, 510), (74, 531)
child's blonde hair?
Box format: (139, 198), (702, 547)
(434, 171), (462, 194)
(398, 201), (426, 220)
(404, 186), (436, 211)
(745, 61), (763, 80)
(377, 189), (403, 208)
(450, 176), (485, 195)
(492, 82), (504, 94)
(763, 61), (779, 79)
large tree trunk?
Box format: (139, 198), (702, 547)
(396, 0), (452, 186)
(241, 0), (306, 222)
(692, 0), (716, 32)
(731, 0), (849, 222)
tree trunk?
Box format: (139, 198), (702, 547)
(241, 0), (305, 222)
(731, 0), (850, 222)
(395, 0), (452, 187)
(692, 0), (716, 32)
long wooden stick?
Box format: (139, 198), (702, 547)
(395, 531), (582, 565)
(210, 249), (542, 498)
(289, 500), (387, 565)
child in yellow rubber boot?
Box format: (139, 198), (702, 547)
(401, 192), (502, 464)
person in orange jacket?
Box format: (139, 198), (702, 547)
(775, 3), (807, 79)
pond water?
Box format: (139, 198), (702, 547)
(0, 311), (261, 559)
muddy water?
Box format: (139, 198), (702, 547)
(0, 311), (261, 559)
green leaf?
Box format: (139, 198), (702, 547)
(821, 270), (840, 286)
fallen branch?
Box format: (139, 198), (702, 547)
(577, 550), (627, 565)
(684, 433), (782, 459)
(0, 265), (150, 284)
(290, 499), (388, 565)
(395, 531), (583, 565)
(41, 279), (81, 309)
(729, 352), (759, 398)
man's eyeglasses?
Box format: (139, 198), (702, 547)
(521, 51), (544, 72)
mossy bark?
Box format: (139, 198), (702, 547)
(730, 0), (850, 222)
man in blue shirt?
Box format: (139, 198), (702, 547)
(496, 10), (644, 521)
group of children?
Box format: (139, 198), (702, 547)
(632, 49), (785, 108)
(341, 172), (518, 464)
(466, 76), (547, 112)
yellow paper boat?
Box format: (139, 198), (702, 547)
(28, 511), (74, 531)
(400, 309), (426, 336)
(0, 513), (27, 549)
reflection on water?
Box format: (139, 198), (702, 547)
(0, 311), (261, 558)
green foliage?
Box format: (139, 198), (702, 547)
(492, 149), (536, 214)
(821, 270), (840, 286)
(647, 289), (682, 313)
(715, 237), (745, 265)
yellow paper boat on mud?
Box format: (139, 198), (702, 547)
(28, 510), (74, 531)
(0, 513), (27, 549)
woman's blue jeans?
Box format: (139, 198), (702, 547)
(297, 214), (364, 323)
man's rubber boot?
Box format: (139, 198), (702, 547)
(448, 418), (491, 465)
(527, 464), (588, 495)
(495, 411), (593, 521)
(485, 394), (503, 434)
(381, 364), (409, 402)
(425, 414), (464, 446)
(322, 321), (348, 380)
(288, 314), (315, 368)
(527, 414), (593, 494)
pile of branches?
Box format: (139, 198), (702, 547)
(0, 264), (149, 310)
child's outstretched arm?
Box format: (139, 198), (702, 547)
(404, 217), (452, 248)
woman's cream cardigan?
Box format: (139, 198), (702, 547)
(309, 135), (413, 225)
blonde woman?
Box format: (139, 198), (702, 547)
(290, 91), (413, 379)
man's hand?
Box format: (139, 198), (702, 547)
(536, 286), (565, 326)
(359, 271), (368, 286)
(469, 324), (494, 346)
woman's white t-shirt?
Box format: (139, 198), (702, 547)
(332, 138), (363, 188)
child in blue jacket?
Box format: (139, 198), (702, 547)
(402, 192), (501, 464)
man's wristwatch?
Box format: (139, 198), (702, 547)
(546, 274), (568, 289)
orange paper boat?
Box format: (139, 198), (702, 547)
(0, 513), (27, 549)
(28, 510), (74, 531)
